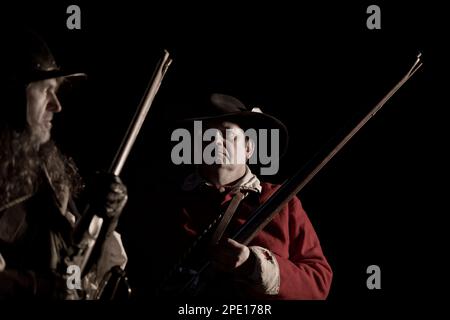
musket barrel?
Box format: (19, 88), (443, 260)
(71, 50), (172, 281)
(234, 54), (423, 245)
(110, 50), (173, 176)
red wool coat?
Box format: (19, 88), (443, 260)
(160, 182), (332, 300)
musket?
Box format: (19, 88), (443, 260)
(162, 54), (423, 296)
(69, 50), (172, 298)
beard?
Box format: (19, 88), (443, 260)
(0, 126), (82, 208)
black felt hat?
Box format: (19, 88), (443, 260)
(180, 93), (289, 156)
(4, 29), (86, 86)
(1, 29), (86, 130)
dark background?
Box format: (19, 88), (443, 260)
(2, 0), (446, 314)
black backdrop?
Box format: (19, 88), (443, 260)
(2, 0), (446, 315)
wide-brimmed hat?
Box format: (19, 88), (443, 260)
(179, 93), (289, 157)
(1, 29), (86, 130)
(4, 29), (86, 86)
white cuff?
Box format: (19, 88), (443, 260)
(247, 246), (280, 295)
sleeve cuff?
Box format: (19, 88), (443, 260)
(246, 246), (280, 295)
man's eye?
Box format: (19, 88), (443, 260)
(225, 134), (236, 141)
(32, 84), (45, 92)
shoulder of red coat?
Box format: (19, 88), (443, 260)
(259, 182), (303, 206)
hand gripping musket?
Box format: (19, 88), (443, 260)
(161, 54), (423, 297)
(68, 50), (172, 299)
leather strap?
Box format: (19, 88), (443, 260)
(209, 191), (245, 246)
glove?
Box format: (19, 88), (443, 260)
(85, 172), (128, 221)
(70, 173), (127, 278)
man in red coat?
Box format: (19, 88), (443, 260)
(161, 93), (332, 299)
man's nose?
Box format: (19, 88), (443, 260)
(213, 130), (225, 146)
(47, 91), (62, 113)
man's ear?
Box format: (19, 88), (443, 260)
(246, 137), (256, 160)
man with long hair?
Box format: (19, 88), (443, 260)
(0, 29), (128, 299)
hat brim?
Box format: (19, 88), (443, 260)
(177, 111), (289, 158)
(28, 69), (87, 83)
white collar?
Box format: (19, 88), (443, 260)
(182, 165), (262, 194)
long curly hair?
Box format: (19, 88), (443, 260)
(0, 124), (83, 208)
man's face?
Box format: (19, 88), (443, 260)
(204, 120), (253, 167)
(26, 78), (63, 144)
